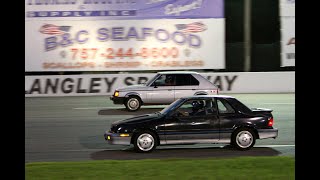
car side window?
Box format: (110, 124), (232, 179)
(204, 98), (217, 115)
(152, 75), (175, 86)
(174, 99), (215, 117)
(217, 99), (235, 114)
(175, 74), (199, 86)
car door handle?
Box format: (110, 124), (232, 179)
(191, 122), (196, 125)
(192, 89), (196, 90)
(168, 89), (173, 91)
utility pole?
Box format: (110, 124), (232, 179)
(244, 0), (251, 72)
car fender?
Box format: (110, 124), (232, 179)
(131, 127), (160, 145)
(232, 123), (259, 138)
(124, 92), (142, 98)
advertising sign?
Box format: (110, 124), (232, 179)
(25, 0), (224, 20)
(25, 0), (225, 71)
(25, 19), (225, 71)
(280, 0), (295, 67)
(25, 72), (295, 97)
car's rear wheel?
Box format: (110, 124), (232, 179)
(232, 128), (256, 150)
(133, 131), (157, 153)
(124, 96), (141, 111)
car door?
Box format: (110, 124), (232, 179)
(145, 74), (175, 104)
(215, 97), (241, 142)
(174, 74), (200, 100)
(164, 98), (219, 144)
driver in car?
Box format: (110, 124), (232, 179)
(189, 101), (206, 116)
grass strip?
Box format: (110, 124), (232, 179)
(26, 156), (294, 180)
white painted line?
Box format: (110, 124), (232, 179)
(62, 148), (124, 152)
(56, 144), (295, 152)
(73, 107), (119, 110)
(261, 103), (294, 105)
(73, 105), (167, 110)
(255, 144), (295, 147)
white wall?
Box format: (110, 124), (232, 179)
(25, 72), (295, 97)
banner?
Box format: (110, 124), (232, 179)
(280, 0), (295, 67)
(25, 0), (224, 20)
(25, 19), (225, 71)
(25, 0), (225, 72)
(25, 72), (295, 97)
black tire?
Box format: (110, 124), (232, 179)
(124, 96), (141, 112)
(231, 128), (256, 150)
(133, 131), (157, 153)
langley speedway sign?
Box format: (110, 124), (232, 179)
(25, 72), (295, 97)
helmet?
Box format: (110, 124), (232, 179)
(192, 101), (204, 110)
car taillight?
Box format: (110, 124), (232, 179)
(217, 89), (219, 94)
(211, 89), (219, 94)
(268, 117), (274, 127)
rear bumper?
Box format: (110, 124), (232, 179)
(257, 128), (278, 139)
(104, 132), (131, 145)
(110, 96), (125, 104)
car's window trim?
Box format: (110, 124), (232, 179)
(146, 73), (161, 86)
(215, 97), (237, 115)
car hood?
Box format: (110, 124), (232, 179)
(112, 113), (161, 125)
(116, 84), (147, 91)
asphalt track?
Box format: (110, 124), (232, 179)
(25, 94), (295, 162)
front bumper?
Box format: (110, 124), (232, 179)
(257, 128), (278, 139)
(104, 132), (131, 145)
(110, 96), (125, 104)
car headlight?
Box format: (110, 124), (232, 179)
(114, 91), (119, 97)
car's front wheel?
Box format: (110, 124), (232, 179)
(124, 96), (141, 111)
(133, 131), (157, 153)
(232, 128), (256, 150)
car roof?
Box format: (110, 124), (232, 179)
(183, 95), (235, 99)
(157, 71), (200, 75)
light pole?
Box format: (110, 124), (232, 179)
(244, 0), (251, 72)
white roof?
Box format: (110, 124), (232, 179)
(185, 95), (234, 99)
(157, 71), (199, 75)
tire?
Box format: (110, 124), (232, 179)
(231, 128), (256, 150)
(124, 96), (141, 112)
(133, 131), (157, 153)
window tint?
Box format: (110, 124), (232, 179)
(228, 98), (252, 114)
(175, 74), (199, 86)
(217, 99), (235, 114)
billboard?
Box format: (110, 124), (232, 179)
(25, 19), (225, 71)
(280, 0), (295, 67)
(25, 0), (224, 20)
(25, 0), (225, 72)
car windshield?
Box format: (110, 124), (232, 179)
(146, 74), (160, 86)
(160, 98), (185, 115)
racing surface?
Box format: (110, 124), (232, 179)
(25, 94), (295, 162)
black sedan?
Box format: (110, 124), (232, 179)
(104, 95), (278, 152)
